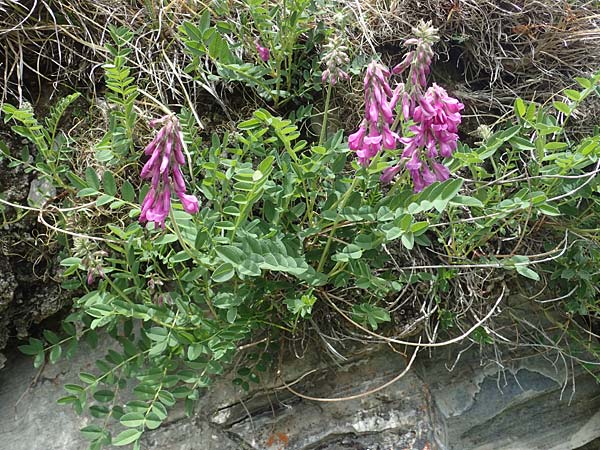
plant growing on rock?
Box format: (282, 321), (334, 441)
(2, 4), (600, 450)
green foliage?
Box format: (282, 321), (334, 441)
(96, 25), (138, 161)
(352, 303), (391, 330)
(180, 1), (324, 106)
(550, 241), (600, 315)
(1, 93), (80, 188)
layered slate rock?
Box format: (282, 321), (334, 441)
(1, 337), (599, 450)
(421, 347), (600, 450)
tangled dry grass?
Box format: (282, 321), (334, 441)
(351, 0), (600, 129)
(0, 0), (224, 121)
(3, 0), (600, 128)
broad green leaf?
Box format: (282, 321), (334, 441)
(93, 389), (115, 402)
(537, 204), (561, 216)
(102, 171), (117, 196)
(64, 384), (85, 394)
(331, 244), (363, 262)
(354, 233), (379, 250)
(216, 245), (245, 265)
(146, 327), (168, 341)
(401, 232), (414, 250)
(575, 77), (592, 89)
(170, 251), (191, 263)
(85, 167), (100, 190)
(158, 390), (176, 406)
(79, 372), (97, 384)
(212, 292), (243, 309)
(57, 395), (78, 405)
(553, 101), (571, 115)
(516, 265), (540, 281)
(155, 234), (178, 245)
(60, 257), (82, 267)
(120, 412), (145, 428)
(145, 412), (163, 430)
(198, 10), (211, 33)
(514, 97), (526, 117)
(80, 425), (104, 441)
(226, 307), (237, 323)
(113, 429), (142, 446)
(96, 194), (114, 207)
(449, 195), (484, 208)
(212, 263), (235, 282)
(564, 89), (581, 102)
(432, 179), (463, 213)
(19, 338), (44, 356)
(49, 345), (62, 364)
(152, 403), (168, 420)
(121, 180), (135, 202)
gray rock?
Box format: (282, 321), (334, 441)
(1, 337), (599, 450)
(420, 347), (600, 450)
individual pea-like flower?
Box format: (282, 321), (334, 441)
(83, 250), (107, 285)
(380, 164), (402, 184)
(139, 114), (199, 228)
(321, 35), (350, 85)
(87, 265), (105, 286)
(348, 61), (400, 166)
(255, 39), (270, 62)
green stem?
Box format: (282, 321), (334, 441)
(319, 84), (333, 146)
(169, 210), (202, 262)
(317, 176), (360, 273)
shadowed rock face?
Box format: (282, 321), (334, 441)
(1, 337), (599, 450)
(0, 128), (69, 370)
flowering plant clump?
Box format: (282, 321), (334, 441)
(350, 21), (464, 191)
(9, 7), (600, 450)
(139, 114), (199, 227)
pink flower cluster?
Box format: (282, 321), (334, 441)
(391, 84), (464, 191)
(348, 61), (400, 166)
(140, 114), (199, 228)
(349, 21), (464, 192)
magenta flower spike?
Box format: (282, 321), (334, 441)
(347, 21), (463, 192)
(394, 83), (464, 191)
(139, 114), (200, 228)
(348, 60), (399, 167)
